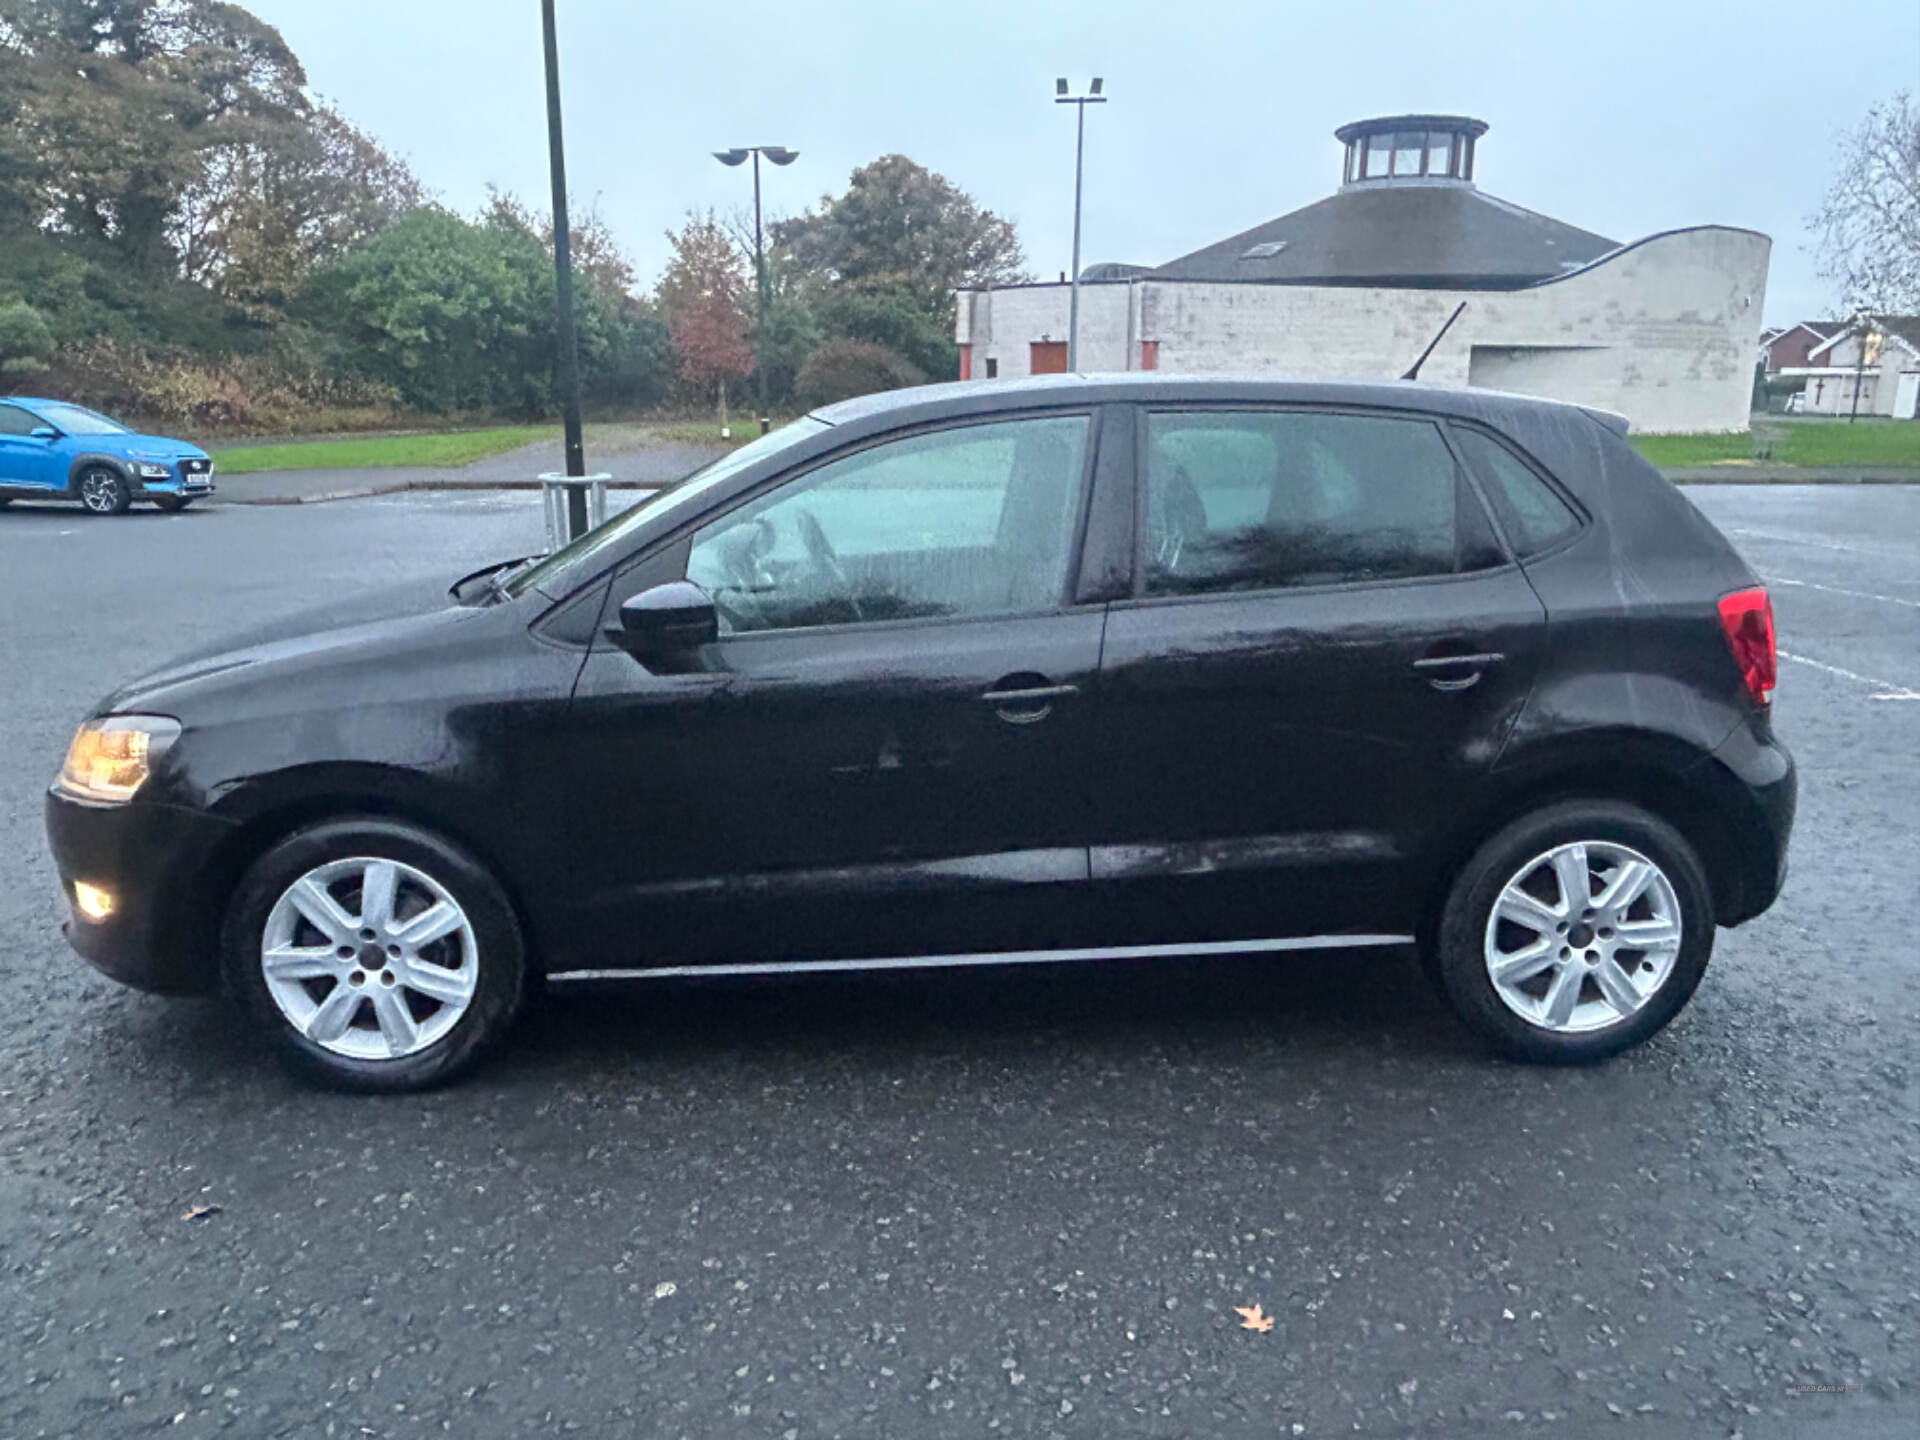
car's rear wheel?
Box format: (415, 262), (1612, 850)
(221, 818), (527, 1091)
(77, 466), (131, 516)
(153, 495), (194, 512)
(1432, 800), (1714, 1063)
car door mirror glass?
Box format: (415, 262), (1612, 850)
(608, 581), (718, 668)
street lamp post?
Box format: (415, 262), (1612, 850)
(714, 145), (799, 435)
(1055, 77), (1106, 372)
(540, 0), (586, 505)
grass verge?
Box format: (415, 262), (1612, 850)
(1632, 416), (1920, 470)
(650, 418), (799, 447)
(210, 426), (556, 475)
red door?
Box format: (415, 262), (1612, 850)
(1030, 341), (1069, 375)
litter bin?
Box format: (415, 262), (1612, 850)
(539, 473), (610, 553)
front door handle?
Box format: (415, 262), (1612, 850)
(982, 678), (1078, 724)
(1412, 650), (1503, 691)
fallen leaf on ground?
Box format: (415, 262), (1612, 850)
(180, 1203), (222, 1222)
(1234, 1303), (1275, 1332)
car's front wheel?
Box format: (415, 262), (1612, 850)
(222, 818), (528, 1090)
(1432, 800), (1714, 1063)
(77, 466), (131, 516)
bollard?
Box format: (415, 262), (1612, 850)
(539, 473), (610, 553)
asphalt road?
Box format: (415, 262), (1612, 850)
(1, 486), (1915, 1439)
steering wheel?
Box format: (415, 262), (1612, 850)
(792, 507), (863, 621)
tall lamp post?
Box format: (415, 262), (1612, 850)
(714, 145), (799, 435)
(540, 0), (586, 504)
(1055, 77), (1105, 372)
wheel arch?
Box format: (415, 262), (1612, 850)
(66, 452), (132, 495)
(179, 766), (546, 987)
(1420, 732), (1749, 943)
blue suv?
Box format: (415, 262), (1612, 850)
(0, 398), (215, 515)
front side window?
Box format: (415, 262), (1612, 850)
(30, 402), (127, 436)
(0, 404), (41, 436)
(687, 414), (1090, 635)
(1142, 410), (1503, 596)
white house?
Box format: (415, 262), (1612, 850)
(1781, 318), (1920, 419)
(956, 115), (1771, 434)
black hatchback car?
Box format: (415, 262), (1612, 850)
(46, 376), (1793, 1089)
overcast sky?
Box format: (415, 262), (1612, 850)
(245, 0), (1918, 327)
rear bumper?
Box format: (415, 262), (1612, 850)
(1702, 713), (1796, 926)
(44, 788), (237, 995)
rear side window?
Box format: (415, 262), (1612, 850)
(1452, 427), (1580, 557)
(1142, 410), (1502, 596)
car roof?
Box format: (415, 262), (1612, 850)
(810, 372), (1626, 435)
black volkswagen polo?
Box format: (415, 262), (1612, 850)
(45, 376), (1794, 1089)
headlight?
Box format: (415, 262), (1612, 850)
(57, 716), (181, 803)
(134, 463), (173, 479)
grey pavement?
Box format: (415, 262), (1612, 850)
(0, 486), (1915, 1438)
(214, 426), (729, 505)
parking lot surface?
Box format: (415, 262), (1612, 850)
(1, 486), (1915, 1439)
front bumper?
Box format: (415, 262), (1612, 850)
(137, 463), (215, 498)
(45, 787), (239, 994)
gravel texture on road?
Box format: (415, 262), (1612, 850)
(0, 486), (1914, 1439)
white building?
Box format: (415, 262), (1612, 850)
(956, 115), (1771, 434)
(1781, 318), (1920, 419)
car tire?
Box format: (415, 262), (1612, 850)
(77, 465), (131, 516)
(153, 495), (194, 512)
(221, 817), (528, 1091)
(1432, 800), (1714, 1064)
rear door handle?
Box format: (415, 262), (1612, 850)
(1413, 651), (1503, 691)
(982, 680), (1078, 724)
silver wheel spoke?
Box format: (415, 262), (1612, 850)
(1593, 859), (1654, 913)
(1616, 917), (1681, 950)
(1593, 957), (1643, 1015)
(306, 984), (363, 1043)
(357, 861), (399, 932)
(290, 878), (356, 944)
(399, 958), (474, 1006)
(1550, 844), (1591, 913)
(1541, 963), (1584, 1027)
(1491, 937), (1558, 985)
(1496, 889), (1564, 934)
(263, 945), (343, 982)
(394, 900), (462, 948)
(369, 987), (420, 1057)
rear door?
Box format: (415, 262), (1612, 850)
(1088, 404), (1549, 946)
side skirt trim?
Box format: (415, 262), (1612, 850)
(546, 933), (1415, 984)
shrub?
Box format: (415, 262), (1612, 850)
(0, 299), (55, 379)
(793, 339), (926, 409)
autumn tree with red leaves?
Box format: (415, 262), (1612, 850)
(658, 211), (754, 433)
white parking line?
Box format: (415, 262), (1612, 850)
(1777, 649), (1920, 701)
(1729, 527), (1917, 561)
(1767, 576), (1920, 611)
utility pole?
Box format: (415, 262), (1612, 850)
(714, 146), (799, 435)
(541, 0), (587, 532)
(1055, 78), (1106, 372)
(1848, 314), (1871, 424)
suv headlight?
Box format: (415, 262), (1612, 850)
(57, 716), (181, 803)
(134, 463), (173, 479)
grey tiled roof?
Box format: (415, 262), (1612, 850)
(1148, 183), (1619, 290)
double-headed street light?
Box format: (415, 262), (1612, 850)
(1055, 77), (1106, 372)
(714, 145), (799, 435)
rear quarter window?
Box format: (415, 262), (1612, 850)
(1452, 427), (1581, 557)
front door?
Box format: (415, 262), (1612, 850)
(563, 409), (1110, 969)
(1089, 405), (1549, 946)
(0, 403), (64, 491)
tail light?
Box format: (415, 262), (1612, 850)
(1717, 587), (1776, 706)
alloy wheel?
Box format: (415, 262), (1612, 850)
(81, 471), (121, 513)
(1482, 840), (1683, 1035)
(259, 857), (479, 1060)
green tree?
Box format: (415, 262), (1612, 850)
(770, 154), (1026, 382)
(0, 298), (56, 377)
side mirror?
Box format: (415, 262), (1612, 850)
(607, 581), (718, 669)
(30, 427), (58, 441)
